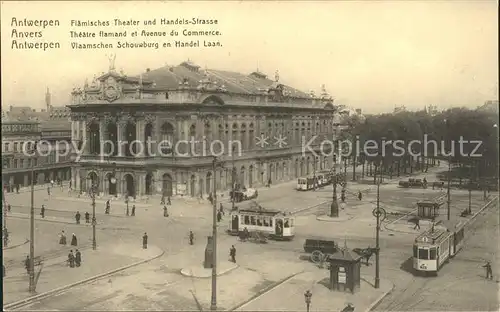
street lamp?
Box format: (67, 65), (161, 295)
(304, 290), (312, 312)
(231, 145), (236, 211)
(210, 156), (224, 311)
(372, 141), (386, 289)
(86, 175), (98, 250)
(3, 186), (8, 247)
(330, 153), (339, 217)
(29, 141), (38, 293)
(444, 118), (451, 221)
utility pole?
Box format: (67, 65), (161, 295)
(313, 159), (316, 191)
(91, 182), (97, 250)
(468, 159), (472, 214)
(374, 163), (381, 289)
(330, 154), (338, 217)
(231, 146), (235, 211)
(447, 157), (451, 220)
(29, 143), (36, 293)
(210, 157), (218, 311)
(2, 186), (8, 247)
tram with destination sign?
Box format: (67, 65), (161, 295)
(297, 171), (344, 191)
(227, 202), (295, 241)
(412, 220), (465, 275)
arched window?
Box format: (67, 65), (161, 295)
(218, 124), (224, 143)
(240, 123), (247, 150)
(189, 124), (196, 155)
(204, 121), (211, 154)
(160, 122), (175, 155)
(267, 122), (273, 142)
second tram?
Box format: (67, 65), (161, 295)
(412, 220), (465, 275)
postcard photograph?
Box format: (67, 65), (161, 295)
(1, 1), (499, 311)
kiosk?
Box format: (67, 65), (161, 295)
(328, 246), (362, 294)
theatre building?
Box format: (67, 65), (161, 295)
(69, 60), (339, 198)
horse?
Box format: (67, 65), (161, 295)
(353, 247), (378, 266)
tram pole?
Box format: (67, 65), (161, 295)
(231, 146), (235, 211)
(210, 156), (218, 311)
(29, 143), (37, 293)
(468, 159), (472, 214)
(2, 185), (8, 247)
(330, 154), (338, 217)
(447, 156), (451, 220)
(375, 162), (381, 289)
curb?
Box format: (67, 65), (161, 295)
(316, 214), (354, 222)
(3, 248), (165, 311)
(364, 281), (396, 312)
(228, 271), (303, 311)
(2, 239), (29, 250)
(291, 201), (331, 215)
(180, 263), (239, 278)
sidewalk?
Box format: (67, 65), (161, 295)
(3, 233), (29, 251)
(3, 242), (163, 306)
(235, 268), (393, 312)
(9, 212), (109, 225)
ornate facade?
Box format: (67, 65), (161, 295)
(70, 60), (340, 199)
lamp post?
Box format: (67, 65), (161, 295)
(29, 141), (38, 293)
(304, 290), (312, 312)
(468, 158), (473, 215)
(330, 153), (339, 217)
(313, 158), (317, 191)
(2, 185), (8, 247)
(210, 156), (224, 311)
(444, 118), (451, 221)
(231, 146), (236, 211)
(87, 176), (98, 250)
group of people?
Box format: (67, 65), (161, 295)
(59, 230), (78, 246)
(67, 249), (82, 268)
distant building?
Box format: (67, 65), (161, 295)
(1, 89), (72, 192)
(477, 100), (499, 115)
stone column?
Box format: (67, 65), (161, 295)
(117, 122), (124, 156)
(82, 121), (88, 154)
(75, 169), (81, 191)
(99, 121), (105, 157)
(136, 119), (144, 157)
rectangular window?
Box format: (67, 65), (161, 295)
(263, 217), (269, 226)
(418, 248), (429, 260)
(269, 218), (273, 227)
(250, 216), (256, 225)
(413, 246), (418, 258)
(284, 218), (290, 228)
(34, 158), (37, 166)
(3, 143), (8, 152)
(28, 159), (31, 167)
(14, 142), (18, 152)
(13, 159), (18, 168)
(244, 216), (250, 225)
(430, 248), (437, 260)
(20, 159), (24, 168)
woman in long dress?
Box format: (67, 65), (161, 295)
(59, 231), (67, 245)
(71, 233), (77, 246)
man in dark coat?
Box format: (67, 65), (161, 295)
(160, 195), (165, 205)
(75, 250), (82, 267)
(7, 204), (11, 212)
(217, 210), (222, 222)
(229, 245), (236, 263)
(167, 196), (171, 205)
(413, 218), (421, 230)
(358, 191), (362, 201)
(40, 205), (45, 218)
(219, 203), (225, 216)
(25, 255), (30, 273)
(131, 205), (136, 216)
(142, 232), (148, 249)
(68, 250), (75, 268)
(163, 206), (169, 217)
(85, 212), (90, 223)
(71, 233), (78, 246)
(483, 261), (493, 280)
(189, 231), (194, 245)
(105, 200), (110, 214)
(75, 211), (81, 224)
(47, 186), (51, 196)
(126, 205), (129, 216)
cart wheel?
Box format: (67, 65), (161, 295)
(311, 250), (324, 264)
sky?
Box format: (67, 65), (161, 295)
(1, 1), (498, 114)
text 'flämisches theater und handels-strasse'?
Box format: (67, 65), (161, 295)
(70, 18), (218, 27)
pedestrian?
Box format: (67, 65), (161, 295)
(160, 194), (165, 205)
(7, 204), (11, 212)
(85, 212), (90, 223)
(483, 261), (493, 280)
(189, 231), (194, 245)
(105, 200), (110, 214)
(4, 229), (9, 245)
(75, 211), (81, 224)
(142, 232), (148, 249)
(267, 178), (272, 187)
(413, 218), (420, 230)
(40, 205), (45, 218)
(50, 180), (54, 188)
(229, 245), (236, 263)
(16, 184), (20, 194)
(59, 230), (67, 245)
(25, 255), (30, 273)
(131, 205), (136, 216)
(69, 180), (72, 190)
(219, 203), (225, 216)
(163, 206), (169, 217)
(217, 210), (222, 222)
(358, 191), (362, 201)
(341, 189), (346, 202)
(68, 250), (75, 268)
(47, 186), (51, 196)
(167, 196), (171, 205)
(71, 233), (78, 246)
(75, 249), (82, 267)
(126, 205), (129, 216)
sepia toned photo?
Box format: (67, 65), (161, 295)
(1, 1), (498, 311)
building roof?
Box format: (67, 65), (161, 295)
(138, 62), (312, 98)
(40, 119), (71, 131)
(328, 247), (362, 262)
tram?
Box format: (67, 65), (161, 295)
(227, 204), (295, 240)
(412, 220), (465, 275)
(296, 171), (342, 191)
